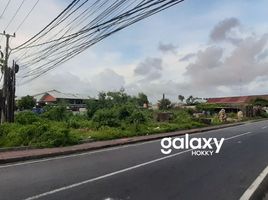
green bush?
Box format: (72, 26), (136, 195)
(211, 115), (222, 125)
(227, 112), (237, 118)
(0, 122), (79, 148)
(92, 108), (120, 128)
(117, 104), (133, 120)
(173, 110), (193, 124)
(34, 126), (78, 147)
(260, 111), (268, 118)
(67, 115), (93, 129)
(42, 106), (72, 121)
(15, 111), (40, 125)
(129, 110), (146, 124)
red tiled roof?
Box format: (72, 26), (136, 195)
(41, 94), (56, 102)
(207, 96), (251, 104)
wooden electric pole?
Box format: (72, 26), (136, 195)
(0, 31), (16, 124)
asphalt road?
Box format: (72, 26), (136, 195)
(1, 120), (268, 200)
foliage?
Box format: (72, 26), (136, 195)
(211, 115), (222, 125)
(172, 110), (193, 124)
(129, 110), (146, 124)
(86, 89), (133, 118)
(17, 95), (35, 110)
(227, 112), (237, 118)
(136, 93), (149, 107)
(196, 103), (224, 112)
(15, 111), (40, 125)
(0, 122), (79, 148)
(92, 108), (120, 128)
(41, 105), (72, 121)
(185, 95), (198, 105)
(260, 111), (268, 118)
(67, 115), (93, 129)
(5, 90), (268, 148)
(178, 95), (185, 103)
(158, 98), (172, 110)
(86, 98), (104, 118)
(253, 98), (268, 106)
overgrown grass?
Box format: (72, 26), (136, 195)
(2, 103), (263, 148)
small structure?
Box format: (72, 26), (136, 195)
(33, 90), (90, 111)
(154, 112), (173, 122)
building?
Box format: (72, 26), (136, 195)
(207, 94), (268, 117)
(33, 90), (90, 110)
(207, 94), (268, 105)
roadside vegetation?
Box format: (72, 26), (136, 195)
(0, 90), (267, 148)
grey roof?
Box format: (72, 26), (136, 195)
(34, 90), (90, 100)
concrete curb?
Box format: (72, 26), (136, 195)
(240, 165), (268, 200)
(0, 119), (265, 164)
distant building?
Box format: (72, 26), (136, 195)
(207, 94), (268, 105)
(33, 90), (90, 110)
(207, 94), (268, 117)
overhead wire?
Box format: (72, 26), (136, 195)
(0, 0), (12, 19)
(19, 0), (183, 81)
(14, 0), (40, 33)
(12, 0), (185, 84)
(4, 0), (27, 31)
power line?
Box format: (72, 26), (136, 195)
(14, 0), (80, 50)
(14, 0), (40, 33)
(0, 0), (12, 19)
(4, 0), (27, 31)
(19, 0), (184, 81)
(13, 0), (185, 84)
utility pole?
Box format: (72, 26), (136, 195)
(0, 31), (16, 124)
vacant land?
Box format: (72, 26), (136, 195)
(0, 91), (265, 148)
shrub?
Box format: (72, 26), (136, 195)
(17, 95), (36, 110)
(173, 110), (193, 124)
(86, 99), (103, 118)
(227, 112), (237, 118)
(15, 111), (40, 125)
(129, 110), (146, 124)
(0, 122), (79, 148)
(92, 108), (120, 128)
(34, 126), (78, 147)
(260, 111), (268, 118)
(67, 115), (93, 129)
(211, 115), (222, 125)
(117, 105), (133, 120)
(42, 106), (72, 121)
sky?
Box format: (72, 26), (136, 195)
(1, 0), (268, 102)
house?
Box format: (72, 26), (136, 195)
(33, 90), (90, 111)
(207, 94), (268, 105)
(207, 94), (268, 117)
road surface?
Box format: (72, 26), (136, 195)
(1, 120), (268, 200)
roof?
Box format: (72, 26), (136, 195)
(207, 94), (268, 104)
(34, 90), (90, 101)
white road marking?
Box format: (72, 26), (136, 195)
(240, 165), (268, 200)
(23, 131), (256, 200)
(0, 140), (159, 169)
(261, 126), (267, 129)
(223, 132), (252, 141)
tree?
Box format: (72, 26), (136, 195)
(137, 93), (149, 107)
(86, 99), (102, 118)
(158, 98), (172, 110)
(178, 95), (185, 103)
(17, 95), (36, 110)
(186, 95), (197, 105)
